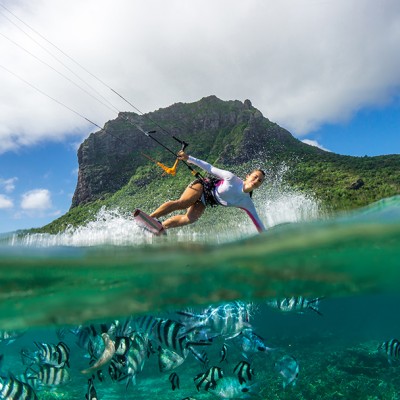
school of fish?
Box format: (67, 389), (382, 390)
(0, 297), (398, 399)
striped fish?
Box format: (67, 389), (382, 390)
(158, 346), (186, 372)
(113, 318), (135, 337)
(125, 332), (148, 384)
(207, 376), (259, 399)
(267, 296), (323, 315)
(236, 328), (272, 358)
(379, 338), (400, 364)
(153, 319), (188, 355)
(194, 366), (223, 391)
(152, 317), (211, 365)
(131, 315), (159, 336)
(0, 330), (25, 345)
(25, 365), (70, 388)
(168, 372), (180, 390)
(21, 342), (70, 368)
(0, 376), (38, 400)
(109, 331), (149, 387)
(274, 355), (299, 388)
(114, 336), (131, 357)
(85, 377), (98, 400)
(219, 343), (228, 363)
(233, 360), (254, 384)
(179, 301), (253, 340)
(108, 358), (127, 382)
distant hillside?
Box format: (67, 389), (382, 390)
(37, 96), (400, 233)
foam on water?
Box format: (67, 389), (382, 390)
(10, 208), (155, 247)
(8, 176), (323, 248)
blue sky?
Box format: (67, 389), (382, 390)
(1, 0), (399, 233)
(306, 99), (400, 156)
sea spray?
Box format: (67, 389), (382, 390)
(9, 162), (323, 247)
(10, 207), (154, 247)
(263, 190), (321, 227)
(8, 193), (322, 248)
(259, 162), (322, 227)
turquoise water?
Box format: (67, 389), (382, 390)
(1, 195), (400, 399)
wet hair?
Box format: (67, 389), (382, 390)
(249, 169), (265, 198)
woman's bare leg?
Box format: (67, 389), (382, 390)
(162, 201), (206, 229)
(150, 182), (203, 219)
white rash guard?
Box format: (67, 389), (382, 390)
(187, 156), (266, 233)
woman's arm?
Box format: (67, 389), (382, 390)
(177, 151), (233, 179)
(238, 197), (266, 233)
(186, 155), (234, 180)
(241, 205), (266, 233)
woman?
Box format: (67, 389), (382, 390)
(150, 151), (266, 233)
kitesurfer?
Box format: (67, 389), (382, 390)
(150, 151), (266, 233)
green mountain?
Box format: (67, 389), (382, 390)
(37, 96), (400, 233)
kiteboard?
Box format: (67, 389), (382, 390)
(133, 209), (166, 236)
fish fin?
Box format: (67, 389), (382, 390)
(308, 306), (323, 316)
(186, 340), (213, 347)
(225, 332), (242, 340)
(125, 375), (136, 390)
(308, 296), (325, 304)
(116, 373), (130, 382)
(20, 349), (36, 366)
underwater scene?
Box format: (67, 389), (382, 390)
(1, 193), (400, 399)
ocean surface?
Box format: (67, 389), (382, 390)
(0, 194), (399, 399)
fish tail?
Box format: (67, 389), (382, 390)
(20, 348), (37, 366)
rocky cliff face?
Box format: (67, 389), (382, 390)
(71, 96), (318, 208)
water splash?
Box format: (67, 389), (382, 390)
(10, 207), (156, 247)
(262, 189), (321, 227)
(260, 163), (322, 228)
(8, 163), (323, 247)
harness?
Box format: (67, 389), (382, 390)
(191, 177), (222, 207)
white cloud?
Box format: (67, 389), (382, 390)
(0, 177), (18, 192)
(0, 0), (399, 152)
(0, 194), (13, 209)
(20, 189), (52, 210)
(302, 139), (331, 152)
